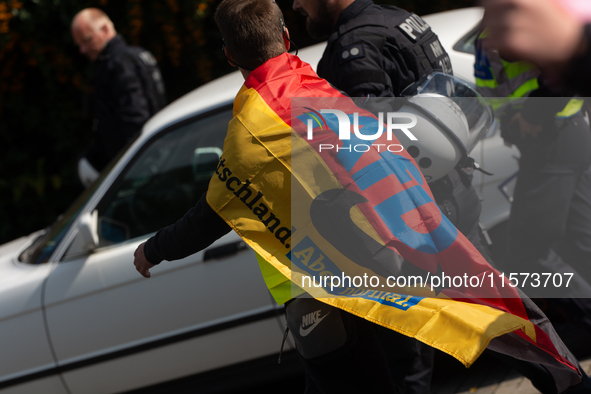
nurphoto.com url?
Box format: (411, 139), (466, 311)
(300, 272), (574, 292)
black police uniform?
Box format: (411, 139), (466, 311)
(317, 0), (452, 97)
(287, 2), (484, 394)
(85, 35), (167, 172)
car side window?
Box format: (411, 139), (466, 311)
(452, 25), (478, 55)
(95, 107), (232, 247)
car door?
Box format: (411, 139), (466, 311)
(0, 255), (68, 394)
(42, 107), (285, 394)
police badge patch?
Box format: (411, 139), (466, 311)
(337, 43), (366, 65)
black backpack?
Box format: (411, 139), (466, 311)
(123, 48), (167, 115)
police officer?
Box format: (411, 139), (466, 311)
(475, 30), (591, 394)
(72, 8), (167, 187)
(292, 1), (489, 393)
(310, 1), (452, 96)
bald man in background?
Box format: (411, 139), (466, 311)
(71, 8), (166, 187)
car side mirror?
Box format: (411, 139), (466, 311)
(64, 210), (99, 259)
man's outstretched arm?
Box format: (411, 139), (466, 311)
(132, 193), (232, 278)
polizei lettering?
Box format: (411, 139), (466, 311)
(215, 158), (291, 248)
(397, 13), (430, 41)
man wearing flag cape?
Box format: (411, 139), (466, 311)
(133, 0), (584, 391)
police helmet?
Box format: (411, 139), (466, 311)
(399, 72), (493, 182)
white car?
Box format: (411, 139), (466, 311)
(0, 7), (517, 394)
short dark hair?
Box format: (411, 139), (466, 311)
(215, 0), (286, 70)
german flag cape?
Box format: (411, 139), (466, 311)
(206, 53), (581, 391)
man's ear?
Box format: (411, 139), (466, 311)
(224, 46), (238, 67)
(283, 27), (291, 52)
(99, 23), (109, 35)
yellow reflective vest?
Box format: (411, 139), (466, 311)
(474, 30), (582, 117)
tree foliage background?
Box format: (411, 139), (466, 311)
(0, 0), (475, 245)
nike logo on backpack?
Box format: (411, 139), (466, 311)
(299, 310), (330, 337)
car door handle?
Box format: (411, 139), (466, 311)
(203, 240), (248, 261)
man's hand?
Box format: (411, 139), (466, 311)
(482, 0), (585, 71)
(512, 112), (543, 139)
(134, 242), (155, 278)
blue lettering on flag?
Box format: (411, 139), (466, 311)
(350, 151), (457, 253)
(352, 151), (424, 190)
(375, 153), (457, 253)
(288, 236), (422, 311)
(297, 109), (458, 253)
(287, 235), (342, 278)
(297, 112), (382, 172)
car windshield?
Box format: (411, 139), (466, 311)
(19, 158), (117, 265)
